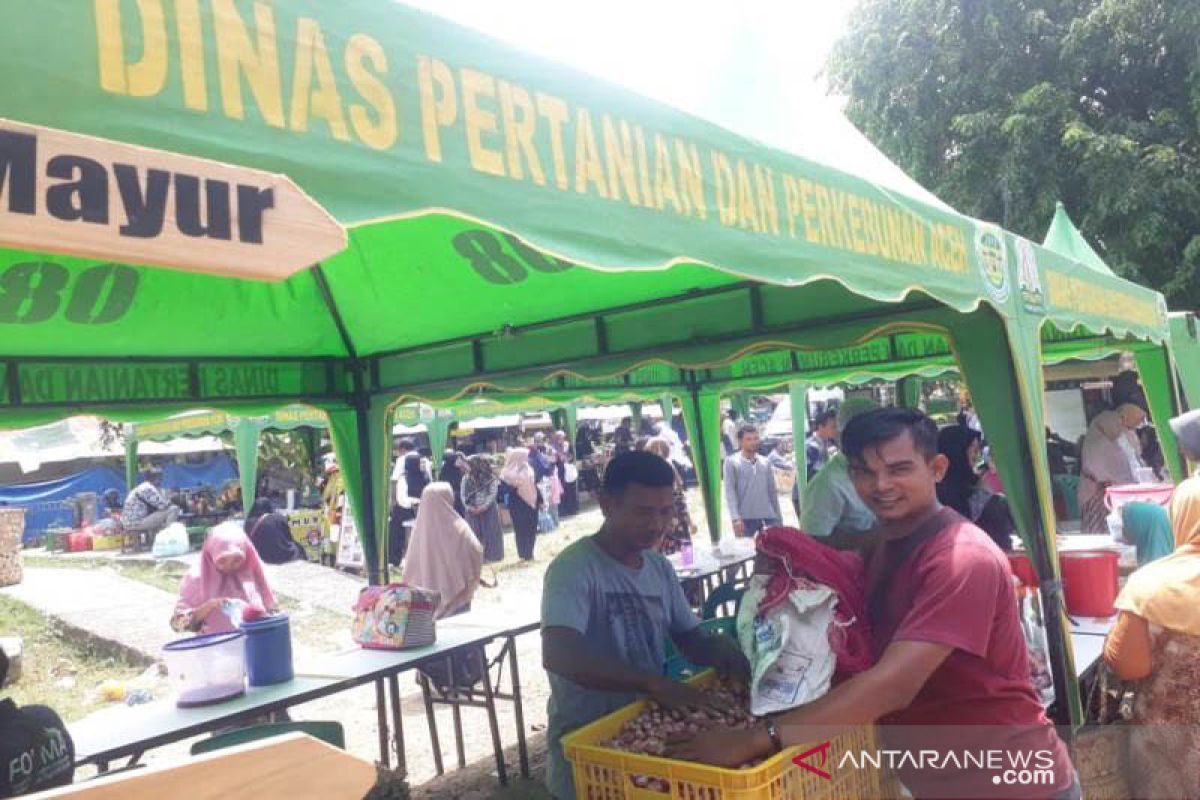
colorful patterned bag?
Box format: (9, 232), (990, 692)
(351, 584), (439, 650)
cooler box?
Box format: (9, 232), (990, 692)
(91, 533), (123, 551)
(66, 531), (92, 552)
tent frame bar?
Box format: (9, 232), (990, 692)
(372, 298), (948, 399)
(369, 280), (761, 362)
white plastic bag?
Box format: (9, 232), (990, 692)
(736, 574), (837, 716)
(152, 522), (190, 558)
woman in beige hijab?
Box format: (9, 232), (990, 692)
(1078, 408), (1141, 533)
(500, 447), (540, 561)
(401, 483), (483, 619)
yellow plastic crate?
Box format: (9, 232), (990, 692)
(563, 673), (901, 800)
(91, 533), (124, 551)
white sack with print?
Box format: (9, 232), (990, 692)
(736, 574), (837, 716)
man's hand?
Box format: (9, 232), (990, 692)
(666, 724), (769, 767)
(706, 637), (752, 685)
(645, 676), (727, 713)
(732, 519), (746, 536)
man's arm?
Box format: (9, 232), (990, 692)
(542, 626), (661, 693)
(667, 640), (952, 766)
(722, 458), (742, 521)
(671, 627), (751, 683)
(146, 485), (170, 511)
(798, 472), (844, 537)
(775, 640), (950, 732)
(542, 626), (715, 710)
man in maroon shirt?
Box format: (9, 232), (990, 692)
(671, 408), (1077, 799)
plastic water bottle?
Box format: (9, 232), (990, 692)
(681, 541), (694, 567)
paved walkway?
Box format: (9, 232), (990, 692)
(260, 559), (364, 618)
(1, 567), (177, 662)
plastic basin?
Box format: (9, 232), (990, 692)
(163, 631), (246, 707)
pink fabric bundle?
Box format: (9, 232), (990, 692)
(756, 526), (874, 678)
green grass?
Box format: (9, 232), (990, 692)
(22, 555), (189, 595)
(0, 595), (151, 723)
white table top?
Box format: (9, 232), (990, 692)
(1070, 632), (1104, 679)
(1068, 614), (1118, 638)
(71, 675), (339, 765)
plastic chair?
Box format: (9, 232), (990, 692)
(189, 721), (345, 756)
(663, 617), (737, 679)
(701, 583), (745, 620)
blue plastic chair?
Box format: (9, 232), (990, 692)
(701, 583), (745, 620)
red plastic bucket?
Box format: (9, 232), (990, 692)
(1007, 553), (1039, 588)
(1060, 551), (1119, 617)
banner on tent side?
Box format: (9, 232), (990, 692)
(0, 118), (345, 281)
(6, 361), (334, 405)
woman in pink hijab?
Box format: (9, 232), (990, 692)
(402, 483), (484, 619)
(171, 522), (278, 634)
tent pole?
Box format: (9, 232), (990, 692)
(124, 434), (138, 493)
(233, 421), (259, 515)
(354, 397), (385, 585)
(789, 382), (809, 493)
(1136, 345), (1186, 482)
(683, 377), (721, 543)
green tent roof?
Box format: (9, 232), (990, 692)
(1043, 202), (1115, 277)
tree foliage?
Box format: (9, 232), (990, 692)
(828, 0), (1200, 307)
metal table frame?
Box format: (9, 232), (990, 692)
(420, 620), (540, 781)
(72, 621), (540, 781)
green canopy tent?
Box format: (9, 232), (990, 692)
(126, 404), (328, 512)
(0, 0), (1185, 722)
(1169, 312), (1200, 415)
(1040, 204), (1186, 479)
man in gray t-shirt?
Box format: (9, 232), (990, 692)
(541, 451), (750, 800)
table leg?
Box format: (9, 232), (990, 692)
(478, 645), (508, 786)
(506, 634), (530, 778)
(388, 674), (405, 775)
(375, 678), (390, 768)
(452, 702), (466, 768)
(419, 672), (445, 776)
(97, 760), (109, 775)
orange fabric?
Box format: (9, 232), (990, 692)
(1104, 610), (1153, 682)
(1115, 477), (1200, 636)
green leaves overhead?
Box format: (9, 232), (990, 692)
(829, 0), (1200, 308)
